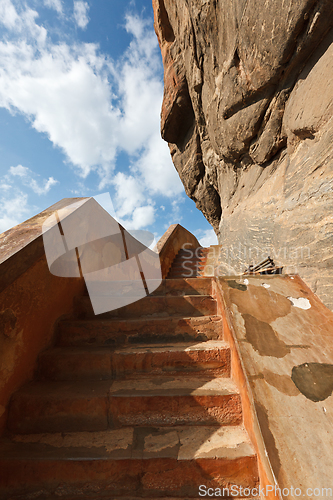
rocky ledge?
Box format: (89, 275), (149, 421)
(153, 0), (333, 309)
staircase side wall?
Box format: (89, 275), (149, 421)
(155, 223), (200, 278)
(0, 200), (86, 436)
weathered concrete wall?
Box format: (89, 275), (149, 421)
(0, 200), (86, 435)
(153, 0), (333, 309)
(155, 223), (200, 277)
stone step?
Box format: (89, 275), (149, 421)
(7, 380), (110, 434)
(74, 294), (217, 320)
(150, 277), (212, 296)
(167, 271), (203, 279)
(108, 376), (242, 428)
(177, 247), (210, 257)
(111, 340), (231, 380)
(171, 260), (206, 267)
(0, 426), (258, 498)
(38, 341), (231, 381)
(7, 376), (241, 434)
(56, 315), (223, 347)
(82, 277), (213, 297)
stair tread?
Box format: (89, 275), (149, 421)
(12, 380), (111, 399)
(42, 340), (229, 357)
(14, 374), (237, 399)
(2, 425), (255, 461)
(62, 314), (222, 325)
(113, 340), (229, 354)
(109, 375), (238, 397)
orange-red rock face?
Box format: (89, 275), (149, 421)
(153, 0), (333, 309)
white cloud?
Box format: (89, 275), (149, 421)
(73, 1), (89, 29)
(125, 205), (155, 230)
(0, 0), (19, 30)
(44, 0), (63, 14)
(0, 0), (47, 44)
(9, 165), (29, 177)
(0, 2), (185, 232)
(0, 191), (30, 233)
(8, 164), (59, 195)
(197, 228), (218, 247)
(112, 172), (145, 218)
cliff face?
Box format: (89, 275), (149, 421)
(153, 0), (333, 309)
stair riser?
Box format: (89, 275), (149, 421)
(8, 393), (109, 434)
(109, 394), (242, 428)
(8, 393), (241, 434)
(38, 347), (231, 381)
(57, 317), (223, 347)
(112, 348), (231, 380)
(74, 295), (216, 320)
(167, 272), (203, 278)
(38, 350), (113, 381)
(0, 456), (258, 498)
(150, 278), (212, 296)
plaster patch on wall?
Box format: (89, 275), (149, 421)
(287, 297), (311, 310)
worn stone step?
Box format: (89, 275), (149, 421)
(111, 340), (231, 380)
(38, 341), (231, 381)
(74, 294), (216, 320)
(57, 315), (223, 347)
(167, 271), (203, 279)
(109, 376), (242, 428)
(38, 347), (114, 381)
(168, 264), (205, 273)
(82, 278), (213, 297)
(177, 248), (209, 257)
(0, 426), (258, 498)
(7, 380), (110, 434)
(7, 376), (241, 434)
(171, 261), (205, 268)
(150, 277), (212, 296)
(167, 272), (203, 279)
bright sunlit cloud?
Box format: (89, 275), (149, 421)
(44, 0), (63, 14)
(8, 165), (59, 195)
(73, 0), (89, 29)
(0, 0), (214, 240)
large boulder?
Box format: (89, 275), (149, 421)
(153, 0), (333, 309)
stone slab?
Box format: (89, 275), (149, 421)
(57, 315), (224, 347)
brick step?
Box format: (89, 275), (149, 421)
(108, 376), (241, 428)
(177, 248), (210, 257)
(0, 426), (258, 498)
(168, 269), (201, 279)
(7, 376), (241, 434)
(74, 294), (217, 320)
(56, 315), (223, 347)
(172, 257), (206, 264)
(169, 264), (206, 272)
(150, 277), (212, 296)
(167, 271), (203, 279)
(38, 341), (231, 381)
(82, 277), (213, 298)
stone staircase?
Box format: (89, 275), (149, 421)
(166, 247), (210, 279)
(0, 276), (259, 499)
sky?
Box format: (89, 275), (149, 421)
(0, 0), (218, 247)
